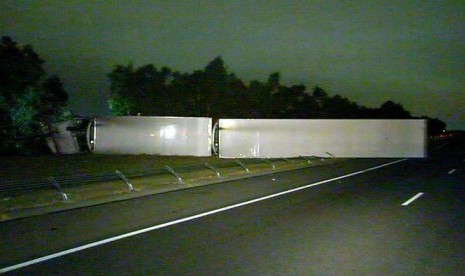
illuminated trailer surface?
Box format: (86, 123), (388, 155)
(218, 119), (426, 158)
(88, 116), (212, 156)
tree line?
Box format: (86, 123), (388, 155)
(0, 36), (69, 155)
(108, 56), (446, 134)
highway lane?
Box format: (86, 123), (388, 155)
(2, 136), (464, 274)
(0, 158), (398, 267)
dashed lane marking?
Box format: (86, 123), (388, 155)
(402, 193), (424, 206)
(448, 169), (457, 175)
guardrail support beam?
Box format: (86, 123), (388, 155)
(165, 166), (183, 184)
(261, 159), (276, 170)
(49, 177), (68, 202)
(300, 156), (313, 164)
(204, 162), (221, 178)
(325, 152), (336, 159)
(115, 170), (135, 192)
(235, 160), (250, 173)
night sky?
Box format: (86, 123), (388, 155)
(1, 0), (464, 129)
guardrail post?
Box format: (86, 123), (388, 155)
(165, 166), (183, 184)
(115, 170), (135, 192)
(300, 156), (313, 164)
(325, 152), (336, 159)
(261, 159), (276, 170)
(204, 162), (221, 178)
(49, 177), (68, 202)
(235, 160), (250, 173)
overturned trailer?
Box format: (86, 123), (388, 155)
(217, 119), (427, 158)
(87, 116), (212, 156)
(87, 117), (426, 158)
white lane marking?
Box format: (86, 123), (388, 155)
(448, 169), (457, 174)
(402, 192), (424, 206)
(0, 158), (407, 273)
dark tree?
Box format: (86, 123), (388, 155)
(270, 84), (307, 118)
(248, 79), (273, 118)
(107, 55), (444, 134)
(40, 76), (69, 153)
(323, 94), (360, 119)
(0, 36), (69, 155)
(311, 86), (329, 117)
(298, 93), (321, 118)
(199, 56), (229, 117)
(0, 36), (45, 102)
(168, 71), (200, 116)
(107, 64), (138, 115)
(193, 56), (253, 118)
(421, 116), (446, 136)
(267, 72), (280, 94)
(108, 64), (172, 116)
(377, 101), (412, 119)
(221, 74), (251, 118)
(109, 56), (254, 118)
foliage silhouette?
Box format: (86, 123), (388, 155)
(0, 36), (69, 155)
(108, 56), (446, 136)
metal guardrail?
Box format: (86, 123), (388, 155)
(0, 157), (325, 202)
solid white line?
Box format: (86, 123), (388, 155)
(402, 192), (424, 206)
(448, 169), (457, 174)
(0, 158), (407, 273)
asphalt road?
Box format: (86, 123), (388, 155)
(1, 136), (464, 275)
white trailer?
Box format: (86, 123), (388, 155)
(218, 119), (427, 158)
(87, 116), (212, 156)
